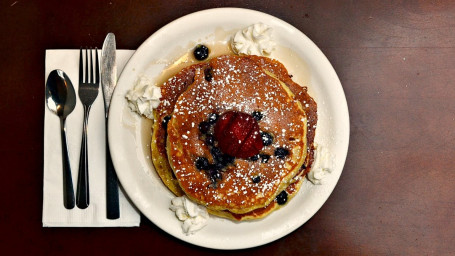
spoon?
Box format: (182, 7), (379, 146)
(45, 69), (76, 209)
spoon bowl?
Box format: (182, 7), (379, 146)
(45, 69), (76, 209)
(46, 70), (76, 116)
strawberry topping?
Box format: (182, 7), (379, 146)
(214, 111), (264, 158)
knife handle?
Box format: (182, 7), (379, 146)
(106, 119), (120, 219)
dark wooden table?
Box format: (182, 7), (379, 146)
(1, 0), (454, 255)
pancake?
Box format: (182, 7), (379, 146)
(151, 63), (208, 196)
(247, 56), (318, 170)
(208, 165), (307, 220)
(151, 54), (318, 220)
(166, 55), (307, 214)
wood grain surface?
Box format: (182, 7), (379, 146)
(0, 0), (454, 255)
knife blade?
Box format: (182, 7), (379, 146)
(101, 33), (120, 219)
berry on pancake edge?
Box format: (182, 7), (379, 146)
(276, 191), (288, 205)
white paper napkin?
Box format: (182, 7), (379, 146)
(43, 49), (141, 227)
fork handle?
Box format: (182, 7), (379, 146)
(76, 105), (91, 209)
(60, 117), (75, 209)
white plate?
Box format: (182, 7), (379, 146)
(109, 8), (349, 249)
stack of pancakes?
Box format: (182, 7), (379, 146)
(151, 55), (317, 220)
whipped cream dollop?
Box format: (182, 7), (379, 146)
(307, 144), (334, 185)
(231, 23), (275, 56)
(125, 76), (161, 119)
(170, 196), (209, 235)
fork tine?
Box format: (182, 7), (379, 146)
(85, 47), (88, 83)
(89, 48), (94, 84)
(95, 48), (99, 84)
(79, 47), (83, 84)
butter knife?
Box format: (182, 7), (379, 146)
(101, 33), (120, 219)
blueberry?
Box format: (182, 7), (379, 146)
(252, 176), (261, 183)
(276, 191), (288, 205)
(208, 154), (234, 171)
(221, 154), (235, 166)
(249, 154), (259, 161)
(259, 154), (270, 163)
(207, 113), (219, 124)
(252, 111), (263, 121)
(209, 169), (222, 181)
(211, 147), (222, 157)
(204, 67), (213, 82)
(212, 162), (225, 170)
(194, 44), (209, 61)
(195, 157), (209, 170)
(274, 147), (290, 159)
(261, 132), (273, 146)
(211, 147), (224, 163)
(208, 169), (222, 188)
(213, 171), (222, 180)
(199, 121), (211, 134)
(162, 115), (171, 129)
(205, 134), (215, 146)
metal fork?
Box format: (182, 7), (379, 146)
(76, 48), (100, 209)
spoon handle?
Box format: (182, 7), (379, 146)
(60, 117), (75, 209)
(76, 105), (90, 209)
